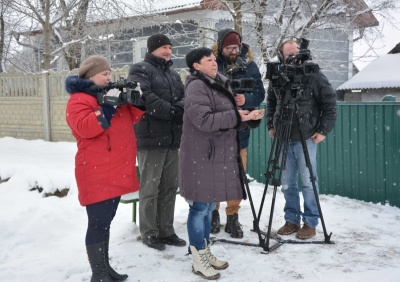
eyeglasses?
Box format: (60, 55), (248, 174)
(225, 46), (240, 52)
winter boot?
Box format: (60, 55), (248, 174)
(104, 232), (128, 281)
(224, 213), (243, 238)
(189, 245), (221, 280)
(86, 242), (113, 282)
(211, 210), (221, 234)
(205, 240), (229, 270)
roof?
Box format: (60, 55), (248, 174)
(142, 0), (203, 14)
(336, 54), (400, 90)
(388, 43), (400, 54)
(342, 0), (379, 28)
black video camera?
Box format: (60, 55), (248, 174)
(265, 38), (319, 87)
(93, 78), (142, 106)
(224, 66), (255, 93)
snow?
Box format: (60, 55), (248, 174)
(336, 53), (400, 90)
(121, 0), (202, 15)
(1, 137), (400, 282)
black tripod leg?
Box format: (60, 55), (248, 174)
(254, 133), (279, 232)
(239, 160), (264, 244)
(258, 109), (294, 252)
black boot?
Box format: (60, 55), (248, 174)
(105, 232), (128, 281)
(86, 242), (113, 282)
(224, 213), (243, 238)
(211, 210), (221, 234)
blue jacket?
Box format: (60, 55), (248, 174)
(212, 39), (266, 149)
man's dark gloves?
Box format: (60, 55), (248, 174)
(170, 105), (184, 125)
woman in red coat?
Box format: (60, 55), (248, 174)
(65, 55), (144, 282)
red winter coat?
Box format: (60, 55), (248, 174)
(66, 92), (144, 206)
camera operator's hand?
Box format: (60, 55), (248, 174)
(104, 88), (121, 109)
(311, 132), (326, 144)
(235, 94), (245, 106)
(269, 128), (276, 139)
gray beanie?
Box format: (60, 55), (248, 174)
(78, 55), (111, 79)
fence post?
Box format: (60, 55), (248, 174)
(42, 71), (51, 141)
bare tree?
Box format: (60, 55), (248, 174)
(7, 0), (155, 71)
(216, 0), (398, 65)
(0, 0), (14, 73)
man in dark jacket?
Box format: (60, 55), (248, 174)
(127, 33), (186, 250)
(266, 39), (337, 240)
(210, 28), (265, 238)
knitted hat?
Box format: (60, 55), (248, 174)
(221, 31), (241, 50)
(147, 33), (172, 53)
(185, 47), (213, 70)
(78, 55), (111, 79)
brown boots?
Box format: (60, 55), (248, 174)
(277, 222), (300, 235)
(296, 224), (316, 239)
(277, 222), (316, 239)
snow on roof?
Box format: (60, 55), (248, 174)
(150, 0), (202, 13)
(337, 54), (400, 90)
(122, 0), (203, 15)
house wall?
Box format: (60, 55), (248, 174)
(19, 9), (351, 92)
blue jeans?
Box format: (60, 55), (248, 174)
(187, 202), (216, 250)
(281, 139), (319, 228)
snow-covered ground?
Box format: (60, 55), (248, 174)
(0, 137), (399, 282)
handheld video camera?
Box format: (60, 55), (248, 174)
(265, 38), (319, 88)
(93, 78), (142, 106)
(224, 66), (255, 94)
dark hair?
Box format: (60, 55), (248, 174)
(185, 47), (213, 71)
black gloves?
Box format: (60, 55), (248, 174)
(170, 105), (184, 125)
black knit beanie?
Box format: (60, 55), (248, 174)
(147, 33), (173, 53)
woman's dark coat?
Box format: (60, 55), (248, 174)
(179, 72), (259, 203)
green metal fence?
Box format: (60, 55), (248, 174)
(247, 102), (400, 208)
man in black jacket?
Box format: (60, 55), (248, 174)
(266, 39), (337, 240)
(128, 33), (186, 250)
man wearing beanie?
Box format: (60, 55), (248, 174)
(128, 33), (186, 251)
(210, 28), (266, 239)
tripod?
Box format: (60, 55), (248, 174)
(212, 85), (334, 253)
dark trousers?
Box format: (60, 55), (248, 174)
(137, 148), (179, 238)
(85, 197), (120, 245)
